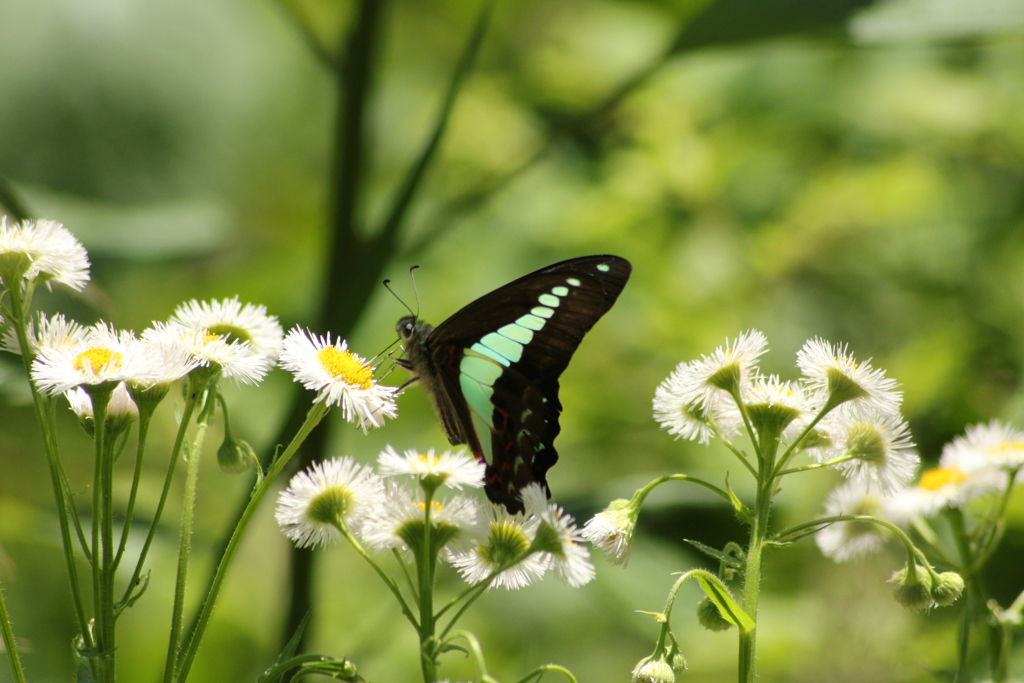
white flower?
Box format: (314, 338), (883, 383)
(376, 446), (484, 490)
(2, 312), (87, 356)
(447, 502), (547, 590)
(886, 466), (1006, 521)
(721, 375), (814, 442)
(581, 498), (637, 566)
(144, 322), (268, 385)
(687, 330), (769, 412)
(65, 382), (138, 421)
(169, 296), (283, 372)
(939, 420), (1024, 473)
(820, 411), (919, 494)
(31, 324), (161, 394)
(522, 484), (595, 587)
(274, 457), (384, 548)
(132, 329), (203, 388)
(816, 480), (894, 562)
(359, 481), (479, 554)
(796, 338), (901, 418)
(0, 217), (90, 290)
(653, 361), (716, 444)
(279, 327), (398, 431)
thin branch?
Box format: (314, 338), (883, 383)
(270, 0), (340, 72)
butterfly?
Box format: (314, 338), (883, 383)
(396, 255), (631, 513)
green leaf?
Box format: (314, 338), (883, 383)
(683, 539), (745, 569)
(672, 0), (882, 54)
(725, 476), (753, 524)
(694, 575), (756, 631)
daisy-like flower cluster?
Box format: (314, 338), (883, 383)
(641, 330), (931, 566)
(814, 420), (1022, 564)
(0, 218), (395, 434)
(0, 217), (89, 291)
(652, 332), (916, 494)
(274, 446), (595, 590)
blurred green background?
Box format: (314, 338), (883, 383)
(3, 0), (1024, 680)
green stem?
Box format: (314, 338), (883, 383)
(737, 412), (780, 683)
(634, 473), (733, 506)
(162, 381), (214, 683)
(120, 397), (198, 606)
(737, 479), (768, 683)
(0, 582), (26, 683)
(6, 284), (95, 666)
(513, 664), (578, 683)
(173, 401), (330, 683)
(338, 526), (418, 628)
(115, 412), (151, 570)
(418, 487), (436, 683)
(776, 454), (856, 477)
(85, 384), (116, 683)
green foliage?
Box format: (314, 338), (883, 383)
(2, 0), (1024, 680)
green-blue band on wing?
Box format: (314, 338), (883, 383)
(532, 306), (554, 319)
(497, 323), (533, 345)
(538, 293), (561, 308)
(516, 313), (546, 331)
(470, 341), (510, 367)
(461, 353), (503, 386)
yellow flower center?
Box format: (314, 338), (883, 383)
(317, 346), (373, 389)
(919, 467), (968, 491)
(202, 332), (222, 344)
(73, 347), (122, 374)
(987, 441), (1024, 458)
(207, 324), (252, 345)
(415, 500), (444, 514)
(418, 452), (440, 467)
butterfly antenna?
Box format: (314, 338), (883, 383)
(409, 264), (421, 318)
(383, 278), (416, 318)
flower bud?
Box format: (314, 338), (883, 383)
(890, 564), (935, 612)
(582, 498), (638, 566)
(931, 571), (965, 607)
(217, 435), (258, 474)
(696, 596), (734, 632)
(632, 656), (675, 683)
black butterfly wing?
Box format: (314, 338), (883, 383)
(425, 255), (631, 512)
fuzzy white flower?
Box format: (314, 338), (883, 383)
(522, 484), (595, 587)
(359, 481), (479, 554)
(376, 446), (484, 490)
(2, 312), (87, 356)
(686, 330), (769, 413)
(31, 324), (161, 394)
(819, 411), (919, 494)
(939, 420), (1024, 473)
(796, 338), (901, 418)
(447, 502), (547, 590)
(170, 297), (283, 371)
(279, 327), (398, 431)
(886, 466), (1006, 521)
(719, 375), (814, 442)
(132, 329), (203, 388)
(653, 361), (717, 444)
(275, 457), (384, 548)
(0, 217), (90, 290)
(816, 480), (895, 562)
(144, 322), (268, 385)
(65, 382), (138, 420)
(581, 498), (637, 566)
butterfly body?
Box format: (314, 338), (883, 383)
(397, 255), (631, 512)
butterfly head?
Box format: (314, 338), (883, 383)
(396, 315), (432, 344)
(396, 315), (435, 370)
